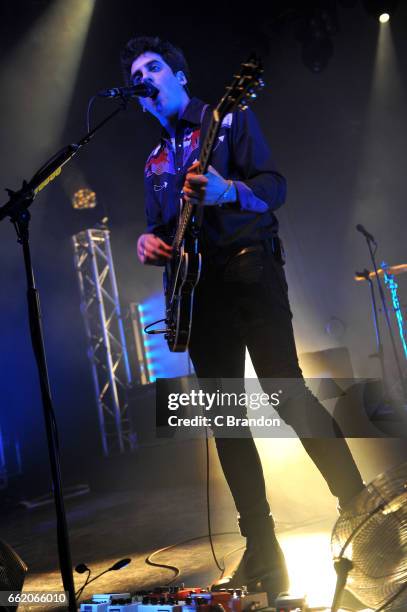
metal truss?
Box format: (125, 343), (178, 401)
(72, 228), (135, 456)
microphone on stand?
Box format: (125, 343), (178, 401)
(75, 558), (132, 601)
(97, 83), (159, 100)
(108, 558), (132, 571)
(356, 224), (377, 245)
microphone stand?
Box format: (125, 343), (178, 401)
(0, 99), (127, 612)
(363, 235), (407, 401)
(356, 268), (390, 402)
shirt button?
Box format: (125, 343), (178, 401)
(177, 167), (181, 171)
(178, 144), (182, 148)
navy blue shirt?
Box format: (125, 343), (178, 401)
(143, 97), (286, 261)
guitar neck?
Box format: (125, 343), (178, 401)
(197, 109), (222, 174)
(172, 110), (221, 250)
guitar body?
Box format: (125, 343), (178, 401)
(164, 234), (202, 352)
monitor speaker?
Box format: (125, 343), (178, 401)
(0, 539), (27, 612)
(299, 346), (354, 378)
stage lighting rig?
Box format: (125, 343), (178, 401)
(72, 187), (97, 210)
(297, 4), (338, 73)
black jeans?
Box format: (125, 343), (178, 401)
(188, 240), (365, 518)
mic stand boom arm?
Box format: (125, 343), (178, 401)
(0, 100), (127, 612)
(0, 103), (124, 221)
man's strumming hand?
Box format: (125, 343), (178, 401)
(183, 161), (237, 206)
(137, 233), (172, 265)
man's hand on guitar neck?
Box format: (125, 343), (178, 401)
(183, 161), (237, 206)
(137, 233), (173, 266)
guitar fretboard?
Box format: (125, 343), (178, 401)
(172, 110), (222, 251)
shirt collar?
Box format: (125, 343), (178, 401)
(180, 97), (206, 125)
(161, 97), (206, 142)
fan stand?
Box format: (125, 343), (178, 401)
(331, 502), (385, 612)
(331, 557), (354, 612)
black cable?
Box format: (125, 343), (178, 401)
(145, 531), (238, 585)
(205, 427), (225, 574)
(75, 570), (91, 601)
(144, 374), (333, 586)
(144, 518), (328, 585)
(145, 546), (181, 582)
(75, 567), (111, 602)
(86, 95), (98, 133)
(144, 416), (330, 585)
(144, 409), (331, 584)
(144, 318), (167, 334)
(76, 570), (106, 601)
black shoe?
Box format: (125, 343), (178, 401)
(212, 514), (289, 605)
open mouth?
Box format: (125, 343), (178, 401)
(150, 87), (159, 101)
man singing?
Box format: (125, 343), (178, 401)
(121, 36), (365, 602)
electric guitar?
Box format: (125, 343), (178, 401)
(164, 56), (264, 352)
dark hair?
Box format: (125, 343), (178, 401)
(121, 35), (191, 89)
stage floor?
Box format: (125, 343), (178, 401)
(1, 478), (372, 612)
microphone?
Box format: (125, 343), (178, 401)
(356, 224), (377, 244)
(108, 558), (131, 571)
(75, 558), (132, 601)
(98, 83), (159, 99)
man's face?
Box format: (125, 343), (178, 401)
(130, 51), (187, 120)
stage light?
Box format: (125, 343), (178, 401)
(363, 1), (399, 21)
(72, 188), (97, 210)
(0, 0), (95, 157)
(281, 531), (338, 607)
(348, 0), (402, 275)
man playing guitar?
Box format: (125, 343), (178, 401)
(122, 35), (365, 603)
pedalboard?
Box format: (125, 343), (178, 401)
(79, 585), (274, 612)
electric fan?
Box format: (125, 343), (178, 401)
(331, 461), (407, 611)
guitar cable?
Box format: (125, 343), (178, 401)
(145, 428), (230, 584)
(204, 425), (226, 573)
(144, 396), (330, 586)
(144, 318), (167, 334)
(144, 426), (330, 585)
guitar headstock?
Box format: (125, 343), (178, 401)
(216, 55), (264, 120)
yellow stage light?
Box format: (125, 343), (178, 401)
(72, 188), (97, 210)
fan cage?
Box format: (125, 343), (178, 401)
(331, 461), (407, 611)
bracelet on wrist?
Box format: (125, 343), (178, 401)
(217, 180), (234, 207)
